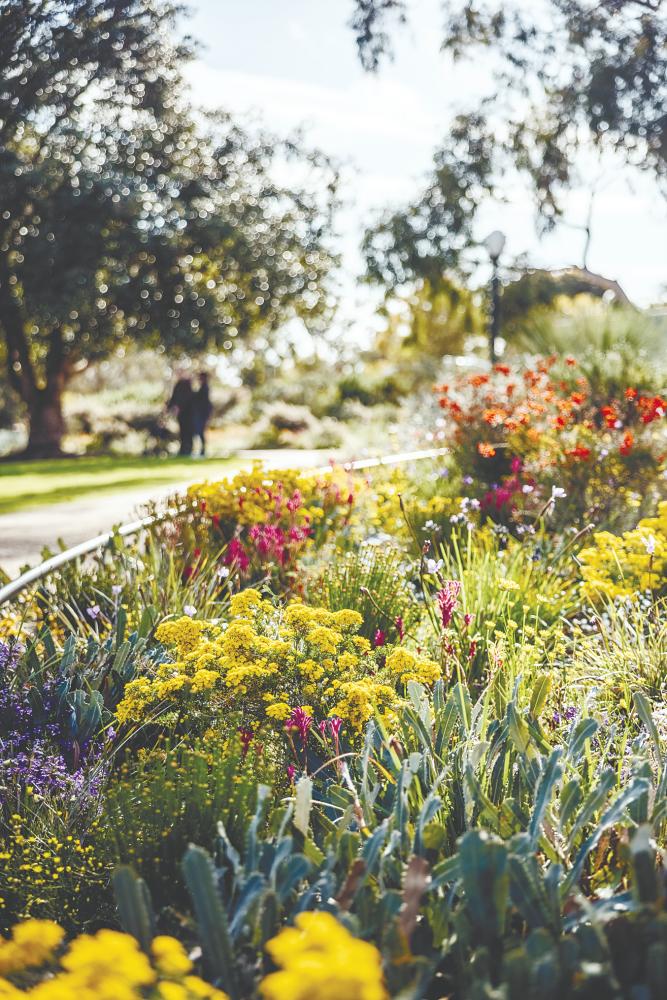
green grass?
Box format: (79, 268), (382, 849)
(0, 454), (241, 515)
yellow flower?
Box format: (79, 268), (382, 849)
(151, 936), (192, 977)
(155, 618), (207, 655)
(57, 929), (155, 1000)
(260, 912), (388, 1000)
(266, 701), (292, 721)
(0, 919), (64, 975)
(229, 589), (264, 618)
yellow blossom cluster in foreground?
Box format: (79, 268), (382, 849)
(260, 911), (388, 1000)
(115, 590), (442, 733)
(0, 920), (227, 999)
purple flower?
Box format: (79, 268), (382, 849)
(86, 604), (101, 621)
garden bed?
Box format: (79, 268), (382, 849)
(2, 357), (667, 999)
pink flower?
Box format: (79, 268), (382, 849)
(463, 613), (473, 628)
(225, 538), (250, 572)
(287, 489), (303, 513)
(395, 616), (405, 641)
(328, 716), (343, 738)
(373, 629), (386, 648)
(287, 764), (296, 782)
(436, 581), (461, 629)
(285, 706), (312, 746)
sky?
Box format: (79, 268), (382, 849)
(184, 0), (667, 342)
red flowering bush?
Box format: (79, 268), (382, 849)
(434, 357), (667, 530)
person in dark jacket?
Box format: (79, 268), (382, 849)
(167, 374), (194, 456)
(193, 371), (213, 457)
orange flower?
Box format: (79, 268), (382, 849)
(493, 364), (511, 375)
(565, 356), (577, 366)
(625, 387), (638, 401)
(620, 431), (634, 456)
(477, 442), (496, 458)
(469, 374), (490, 387)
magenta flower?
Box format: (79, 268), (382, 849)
(436, 581), (461, 629)
(328, 716), (343, 738)
(238, 726), (254, 756)
(373, 629), (386, 648)
(285, 706), (312, 746)
(225, 538), (250, 572)
(287, 764), (296, 782)
(395, 616), (405, 641)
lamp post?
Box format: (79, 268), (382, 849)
(482, 229), (505, 365)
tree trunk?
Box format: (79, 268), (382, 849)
(25, 385), (66, 458)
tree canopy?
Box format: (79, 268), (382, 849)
(0, 1), (339, 454)
(353, 0), (666, 291)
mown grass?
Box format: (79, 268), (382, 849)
(0, 454), (240, 514)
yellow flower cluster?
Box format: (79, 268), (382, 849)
(385, 648), (442, 687)
(579, 501), (667, 601)
(260, 911), (388, 1000)
(115, 589), (440, 735)
(187, 464), (357, 537)
(0, 922), (228, 1000)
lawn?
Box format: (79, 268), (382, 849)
(0, 454), (240, 515)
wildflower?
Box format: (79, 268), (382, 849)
(328, 716), (343, 738)
(217, 564), (230, 578)
(394, 616), (405, 641)
(436, 581), (461, 629)
(183, 605), (197, 618)
(644, 534), (657, 556)
(151, 935), (192, 977)
(285, 706), (312, 746)
(550, 486), (567, 501)
(286, 764), (296, 782)
(238, 726), (254, 756)
(0, 919), (64, 974)
(86, 604), (101, 621)
(260, 911), (388, 1000)
(373, 629), (386, 648)
(425, 558), (443, 575)
(111, 584), (122, 597)
(477, 442), (496, 458)
(620, 430), (634, 456)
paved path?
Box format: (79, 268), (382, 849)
(0, 449), (340, 578)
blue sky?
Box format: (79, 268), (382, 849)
(185, 0), (666, 335)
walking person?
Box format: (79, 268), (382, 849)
(167, 373), (194, 456)
(193, 371), (213, 457)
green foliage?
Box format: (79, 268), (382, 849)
(308, 541), (420, 641)
(99, 736), (269, 909)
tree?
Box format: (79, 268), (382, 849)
(353, 1), (666, 217)
(352, 1), (666, 293)
(0, 1), (338, 455)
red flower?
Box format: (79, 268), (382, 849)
(565, 446), (591, 462)
(625, 387), (638, 401)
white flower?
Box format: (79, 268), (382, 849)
(183, 604), (197, 617)
(425, 558), (443, 574)
(111, 584), (122, 596)
(551, 486), (567, 500)
(522, 484), (534, 494)
(217, 565), (230, 579)
(643, 534), (657, 556)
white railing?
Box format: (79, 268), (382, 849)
(0, 448), (447, 606)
